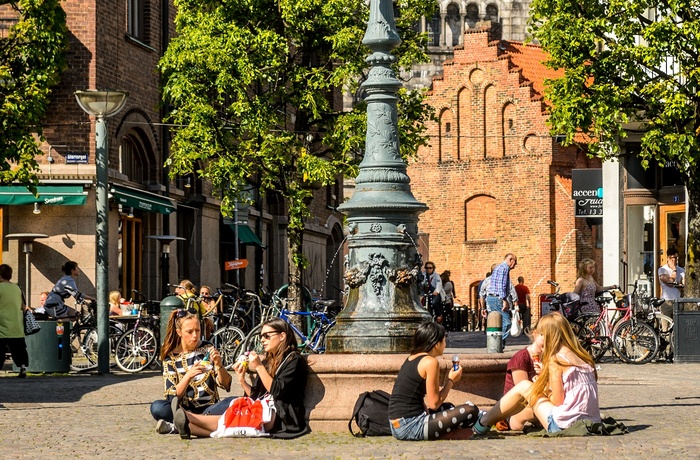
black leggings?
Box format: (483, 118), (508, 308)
(1, 338), (29, 368)
(426, 402), (480, 440)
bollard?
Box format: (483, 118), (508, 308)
(486, 311), (503, 353)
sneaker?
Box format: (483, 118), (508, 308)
(156, 419), (178, 435)
(18, 366), (27, 378)
(472, 410), (490, 435)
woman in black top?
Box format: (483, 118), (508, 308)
(388, 321), (480, 440)
(173, 318), (309, 439)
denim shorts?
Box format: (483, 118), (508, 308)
(390, 413), (428, 441)
(547, 410), (562, 433)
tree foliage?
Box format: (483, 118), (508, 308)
(0, 0), (67, 186)
(160, 0), (436, 287)
(529, 0), (700, 294)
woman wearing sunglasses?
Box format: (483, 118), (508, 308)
(150, 307), (233, 435)
(172, 318), (310, 439)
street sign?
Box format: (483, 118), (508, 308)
(225, 259), (249, 270)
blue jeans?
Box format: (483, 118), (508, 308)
(150, 396), (235, 422)
(485, 296), (511, 343)
(547, 410), (562, 433)
(390, 413), (428, 441)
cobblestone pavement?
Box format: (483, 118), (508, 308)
(2, 332), (699, 459)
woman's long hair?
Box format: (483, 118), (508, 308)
(410, 321), (445, 354)
(160, 309), (199, 360)
(527, 313), (597, 405)
(262, 318), (298, 377)
(577, 258), (594, 279)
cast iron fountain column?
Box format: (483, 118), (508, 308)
(326, 0), (429, 353)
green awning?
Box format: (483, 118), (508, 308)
(226, 223), (264, 247)
(0, 185), (87, 206)
(110, 184), (176, 215)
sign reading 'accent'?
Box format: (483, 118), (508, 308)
(572, 169), (603, 218)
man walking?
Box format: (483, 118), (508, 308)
(423, 262), (444, 324)
(486, 253), (517, 344)
(514, 276), (531, 330)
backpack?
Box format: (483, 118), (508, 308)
(348, 390), (392, 437)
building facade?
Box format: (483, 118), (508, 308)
(0, 1), (344, 308)
(407, 29), (602, 315)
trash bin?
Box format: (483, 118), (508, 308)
(674, 298), (700, 363)
(13, 320), (71, 373)
(159, 295), (184, 345)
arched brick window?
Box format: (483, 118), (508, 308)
(465, 194), (497, 242)
(484, 85), (498, 158)
(457, 87), (470, 160)
(120, 133), (148, 184)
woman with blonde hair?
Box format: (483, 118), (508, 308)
(473, 313), (600, 434)
(574, 258), (618, 315)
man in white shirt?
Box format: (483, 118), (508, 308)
(658, 248), (684, 317)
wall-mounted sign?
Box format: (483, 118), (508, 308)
(572, 169), (603, 217)
(65, 152), (89, 164)
(225, 259), (249, 270)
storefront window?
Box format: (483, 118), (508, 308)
(626, 154), (656, 190)
(627, 204), (655, 295)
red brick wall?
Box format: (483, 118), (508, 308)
(407, 31), (601, 314)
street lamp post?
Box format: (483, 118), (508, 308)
(75, 90), (128, 374)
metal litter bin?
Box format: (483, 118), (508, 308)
(14, 320), (71, 373)
(674, 298), (700, 363)
(159, 295), (184, 345)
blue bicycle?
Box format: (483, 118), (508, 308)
(241, 296), (337, 354)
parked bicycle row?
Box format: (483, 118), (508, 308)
(65, 282), (341, 373)
(545, 279), (673, 364)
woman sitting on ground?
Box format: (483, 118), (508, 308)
(172, 318), (310, 439)
(495, 322), (544, 431)
(388, 321), (480, 440)
(473, 313), (600, 435)
(150, 307), (233, 435)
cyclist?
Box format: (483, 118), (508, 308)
(44, 261), (94, 320)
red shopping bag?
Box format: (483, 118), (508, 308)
(223, 397), (264, 429)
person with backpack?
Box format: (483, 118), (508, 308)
(388, 321), (480, 440)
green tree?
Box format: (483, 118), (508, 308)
(530, 0), (700, 295)
(0, 0), (67, 186)
(160, 0), (436, 308)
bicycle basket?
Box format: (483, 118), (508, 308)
(561, 292), (581, 321)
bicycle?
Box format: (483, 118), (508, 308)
(113, 300), (160, 372)
(209, 287), (259, 369)
(241, 295), (337, 355)
(636, 290), (674, 362)
(574, 282), (659, 364)
(69, 299), (122, 371)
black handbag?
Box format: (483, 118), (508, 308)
(24, 309), (41, 335)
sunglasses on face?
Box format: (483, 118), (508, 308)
(260, 331), (280, 340)
(175, 307), (198, 318)
(426, 266), (434, 270)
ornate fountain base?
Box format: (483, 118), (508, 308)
(304, 352), (513, 431)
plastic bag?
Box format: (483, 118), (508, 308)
(510, 309), (523, 337)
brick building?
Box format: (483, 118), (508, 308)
(0, 1), (344, 307)
(408, 29), (602, 318)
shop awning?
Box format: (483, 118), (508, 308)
(0, 185), (87, 206)
(110, 184), (176, 215)
(226, 223), (265, 248)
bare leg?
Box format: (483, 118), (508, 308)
(508, 406), (537, 431)
(185, 412), (220, 438)
(481, 380), (533, 427)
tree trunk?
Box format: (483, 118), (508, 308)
(287, 226), (305, 332)
(685, 177), (700, 300)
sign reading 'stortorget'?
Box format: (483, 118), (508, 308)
(572, 169), (603, 217)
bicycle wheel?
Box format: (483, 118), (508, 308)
(652, 313), (674, 361)
(211, 326), (246, 369)
(114, 326), (158, 372)
(612, 319), (659, 364)
(577, 315), (607, 362)
(241, 324), (264, 355)
(308, 320), (335, 354)
(70, 326), (98, 371)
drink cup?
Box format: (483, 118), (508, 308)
(452, 354), (460, 371)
